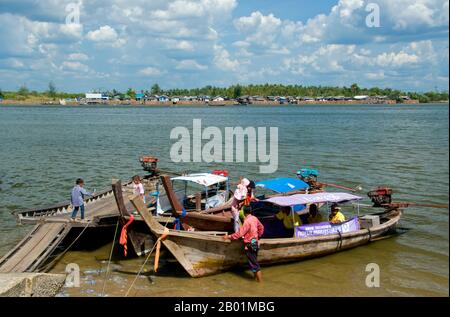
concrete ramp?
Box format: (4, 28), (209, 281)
(0, 223), (71, 273)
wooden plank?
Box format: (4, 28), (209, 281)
(0, 225), (41, 266)
(0, 223), (66, 273)
(29, 224), (73, 272)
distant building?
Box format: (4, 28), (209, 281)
(85, 93), (108, 104)
(158, 95), (169, 102)
(85, 93), (102, 100)
(353, 95), (369, 100)
(135, 93), (146, 101)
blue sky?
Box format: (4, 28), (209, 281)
(0, 0), (448, 92)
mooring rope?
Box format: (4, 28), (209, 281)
(124, 240), (159, 297)
(101, 218), (120, 297)
(124, 217), (171, 297)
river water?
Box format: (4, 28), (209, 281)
(0, 104), (448, 296)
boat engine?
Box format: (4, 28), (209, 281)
(367, 187), (393, 207)
(296, 168), (319, 188)
(140, 156), (158, 176)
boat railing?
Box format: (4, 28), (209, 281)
(12, 187), (114, 223)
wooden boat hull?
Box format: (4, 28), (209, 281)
(130, 196), (401, 278)
(166, 212), (398, 277)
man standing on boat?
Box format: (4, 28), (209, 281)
(223, 205), (265, 283)
(70, 178), (95, 222)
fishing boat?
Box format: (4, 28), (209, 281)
(129, 190), (402, 277)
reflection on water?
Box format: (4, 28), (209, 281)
(0, 104), (448, 296)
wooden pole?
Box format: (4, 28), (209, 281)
(112, 179), (131, 218)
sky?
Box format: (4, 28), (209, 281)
(0, 0), (448, 93)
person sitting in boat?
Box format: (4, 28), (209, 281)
(329, 204), (346, 224)
(307, 204), (323, 224)
(223, 205), (264, 283)
(276, 206), (302, 231)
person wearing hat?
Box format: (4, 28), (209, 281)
(231, 178), (250, 232)
(329, 203), (346, 224)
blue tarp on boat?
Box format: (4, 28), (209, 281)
(256, 177), (309, 194)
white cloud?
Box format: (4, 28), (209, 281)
(234, 11), (302, 50)
(86, 25), (118, 42)
(161, 39), (195, 51)
(60, 61), (90, 73)
(375, 51), (419, 67)
(59, 23), (83, 40)
(139, 67), (164, 76)
(176, 59), (208, 70)
(213, 45), (240, 71)
(150, 0), (237, 20)
(67, 53), (89, 61)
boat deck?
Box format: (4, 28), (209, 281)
(0, 187), (136, 273)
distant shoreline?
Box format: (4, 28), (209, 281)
(2, 99), (447, 107)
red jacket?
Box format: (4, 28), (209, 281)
(230, 215), (264, 244)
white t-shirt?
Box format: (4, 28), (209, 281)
(133, 183), (145, 197)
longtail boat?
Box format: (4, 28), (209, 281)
(112, 175), (319, 255)
(129, 190), (402, 278)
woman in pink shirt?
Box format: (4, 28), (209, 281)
(223, 205), (265, 282)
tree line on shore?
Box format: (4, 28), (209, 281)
(0, 82), (448, 103)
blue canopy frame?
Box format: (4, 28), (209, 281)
(256, 177), (309, 194)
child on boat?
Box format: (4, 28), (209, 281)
(223, 205), (265, 283)
(132, 175), (145, 203)
(70, 178), (94, 222)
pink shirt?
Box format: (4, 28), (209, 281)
(230, 215), (264, 244)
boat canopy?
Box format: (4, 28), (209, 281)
(256, 178), (309, 193)
(171, 173), (228, 187)
(265, 192), (363, 207)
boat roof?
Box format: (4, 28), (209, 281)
(264, 192), (363, 207)
(171, 173), (228, 187)
(256, 178), (309, 193)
